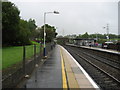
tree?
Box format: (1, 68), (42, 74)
(18, 19), (37, 45)
(2, 1), (38, 46)
(81, 32), (89, 38)
(38, 24), (57, 42)
(28, 18), (37, 39)
(18, 19), (31, 45)
(2, 2), (20, 45)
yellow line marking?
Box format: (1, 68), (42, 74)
(60, 48), (68, 89)
(61, 47), (79, 88)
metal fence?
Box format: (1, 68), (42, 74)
(2, 43), (52, 88)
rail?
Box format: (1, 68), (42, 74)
(64, 45), (120, 89)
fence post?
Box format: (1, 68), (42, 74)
(40, 43), (43, 56)
(23, 45), (26, 75)
(34, 44), (36, 66)
(40, 43), (41, 56)
(34, 44), (38, 82)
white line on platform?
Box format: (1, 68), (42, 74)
(60, 46), (100, 89)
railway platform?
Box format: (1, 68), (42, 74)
(66, 44), (120, 55)
(18, 45), (99, 89)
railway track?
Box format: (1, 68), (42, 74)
(68, 46), (120, 74)
(64, 45), (120, 90)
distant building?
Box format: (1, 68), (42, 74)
(73, 38), (95, 46)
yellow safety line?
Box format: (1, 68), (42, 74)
(60, 48), (68, 89)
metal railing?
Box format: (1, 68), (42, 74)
(2, 43), (52, 88)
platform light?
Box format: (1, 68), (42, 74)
(43, 11), (59, 57)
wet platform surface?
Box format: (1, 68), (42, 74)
(18, 45), (99, 89)
(20, 45), (62, 88)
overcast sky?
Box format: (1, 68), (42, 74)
(9, 0), (119, 36)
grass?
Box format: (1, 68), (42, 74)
(2, 41), (42, 69)
(31, 41), (40, 45)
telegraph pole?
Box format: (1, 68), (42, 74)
(103, 24), (109, 41)
(62, 29), (64, 37)
(106, 24), (109, 41)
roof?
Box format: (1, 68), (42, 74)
(74, 38), (95, 40)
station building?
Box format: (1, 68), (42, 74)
(71, 38), (95, 46)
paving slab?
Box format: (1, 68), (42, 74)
(20, 45), (62, 88)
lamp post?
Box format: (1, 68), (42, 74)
(43, 11), (59, 57)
